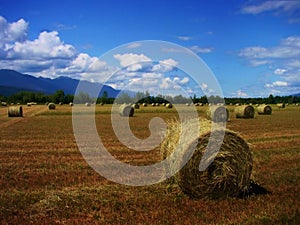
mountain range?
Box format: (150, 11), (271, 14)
(0, 69), (119, 98)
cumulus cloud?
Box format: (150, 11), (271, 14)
(114, 53), (151, 67)
(6, 31), (76, 60)
(0, 16), (196, 95)
(0, 16), (28, 46)
(152, 58), (179, 73)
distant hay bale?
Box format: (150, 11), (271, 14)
(162, 103), (166, 106)
(152, 103), (156, 106)
(27, 103), (32, 107)
(132, 103), (140, 109)
(99, 102), (104, 106)
(48, 103), (56, 110)
(8, 106), (23, 117)
(69, 102), (74, 106)
(155, 103), (160, 106)
(142, 103), (148, 107)
(85, 103), (91, 107)
(206, 106), (229, 122)
(257, 104), (272, 115)
(166, 103), (173, 108)
(277, 103), (285, 108)
(59, 102), (63, 105)
(119, 104), (134, 117)
(186, 103), (190, 106)
(1, 102), (7, 106)
(161, 118), (253, 199)
(235, 105), (255, 118)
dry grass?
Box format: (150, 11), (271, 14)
(0, 104), (299, 224)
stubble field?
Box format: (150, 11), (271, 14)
(0, 104), (299, 224)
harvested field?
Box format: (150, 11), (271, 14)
(0, 104), (299, 224)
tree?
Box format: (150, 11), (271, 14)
(52, 90), (65, 104)
(74, 91), (92, 104)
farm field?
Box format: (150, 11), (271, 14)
(0, 104), (299, 224)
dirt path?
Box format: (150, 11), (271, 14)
(0, 105), (48, 129)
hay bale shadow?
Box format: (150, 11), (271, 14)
(237, 179), (271, 198)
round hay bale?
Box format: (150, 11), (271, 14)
(48, 103), (56, 110)
(27, 103), (32, 107)
(235, 105), (255, 118)
(69, 102), (74, 106)
(166, 103), (173, 108)
(99, 102), (104, 106)
(85, 102), (91, 107)
(155, 103), (160, 106)
(179, 130), (252, 199)
(161, 118), (253, 199)
(152, 103), (156, 106)
(186, 103), (190, 106)
(132, 103), (140, 109)
(257, 104), (272, 115)
(277, 103), (285, 108)
(1, 102), (7, 106)
(142, 103), (147, 107)
(206, 106), (229, 122)
(8, 106), (23, 117)
(119, 104), (134, 117)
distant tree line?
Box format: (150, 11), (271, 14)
(0, 90), (299, 105)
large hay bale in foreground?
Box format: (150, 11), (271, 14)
(48, 103), (56, 110)
(119, 104), (134, 117)
(257, 104), (272, 115)
(8, 106), (23, 117)
(161, 118), (253, 199)
(235, 105), (255, 118)
(206, 106), (229, 122)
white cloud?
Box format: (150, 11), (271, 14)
(177, 36), (192, 41)
(237, 90), (248, 97)
(241, 1), (300, 23)
(265, 81), (288, 88)
(114, 53), (151, 67)
(0, 16), (197, 95)
(152, 58), (178, 72)
(0, 16), (28, 47)
(180, 77), (189, 84)
(238, 36), (300, 95)
(188, 45), (213, 54)
(126, 42), (142, 49)
(274, 68), (287, 75)
(6, 31), (76, 60)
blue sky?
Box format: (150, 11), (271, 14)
(1, 0), (300, 97)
